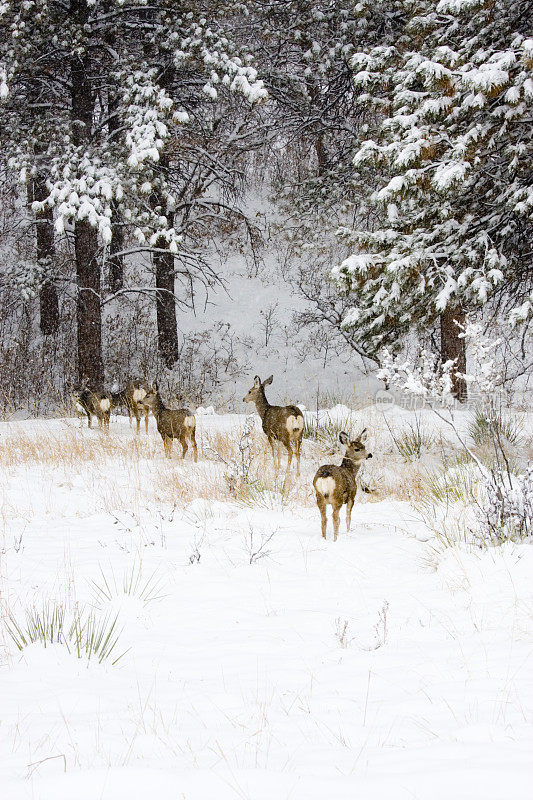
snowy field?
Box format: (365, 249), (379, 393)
(0, 405), (532, 800)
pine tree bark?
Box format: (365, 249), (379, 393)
(28, 180), (59, 335)
(71, 0), (104, 390)
(107, 76), (124, 293)
(75, 221), (103, 388)
(108, 203), (124, 294)
(440, 304), (467, 401)
(152, 153), (179, 368)
(154, 242), (179, 368)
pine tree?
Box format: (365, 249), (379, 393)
(245, 0), (405, 363)
(334, 0), (533, 397)
(0, 0), (266, 386)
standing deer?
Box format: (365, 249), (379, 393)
(313, 430), (372, 541)
(139, 383), (198, 460)
(72, 387), (112, 431)
(243, 374), (304, 476)
(112, 381), (150, 434)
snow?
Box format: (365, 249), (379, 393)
(0, 410), (532, 799)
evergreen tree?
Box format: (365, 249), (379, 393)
(334, 0), (533, 397)
(0, 0), (266, 385)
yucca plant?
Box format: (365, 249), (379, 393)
(385, 415), (437, 462)
(69, 609), (126, 664)
(303, 414), (353, 450)
(5, 602), (127, 665)
(5, 602), (66, 649)
(469, 407), (523, 449)
(90, 561), (166, 609)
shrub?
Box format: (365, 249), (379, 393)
(303, 413), (353, 450)
(90, 561), (165, 608)
(478, 464), (533, 545)
(469, 407), (523, 449)
(5, 602), (127, 664)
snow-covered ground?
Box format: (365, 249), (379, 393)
(0, 407), (532, 799)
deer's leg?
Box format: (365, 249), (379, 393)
(134, 406), (141, 435)
(190, 431), (198, 463)
(127, 405), (133, 427)
(163, 436), (172, 458)
(316, 493), (327, 539)
(295, 435), (302, 476)
(144, 408), (149, 434)
(332, 506), (341, 542)
(268, 436), (277, 471)
(180, 436), (188, 459)
(346, 495), (355, 532)
(86, 412), (92, 429)
(284, 441), (293, 474)
(104, 413), (110, 433)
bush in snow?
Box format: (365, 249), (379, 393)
(5, 602), (127, 665)
(478, 464), (533, 545)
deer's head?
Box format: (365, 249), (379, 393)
(243, 374), (273, 404)
(339, 429), (372, 463)
(138, 382), (158, 409)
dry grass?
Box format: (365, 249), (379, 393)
(0, 418), (319, 519)
(1, 407), (499, 519)
(0, 423), (159, 469)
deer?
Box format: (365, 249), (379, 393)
(138, 382), (198, 460)
(243, 374), (304, 476)
(72, 386), (112, 431)
(313, 429), (372, 541)
(111, 381), (150, 434)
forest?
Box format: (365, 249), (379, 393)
(0, 0), (531, 410)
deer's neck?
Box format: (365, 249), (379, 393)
(341, 457), (359, 474)
(152, 392), (166, 416)
(253, 390), (270, 420)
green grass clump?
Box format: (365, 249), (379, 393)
(395, 427), (438, 461)
(5, 602), (127, 665)
(468, 408), (523, 448)
(423, 466), (479, 507)
(90, 561), (165, 608)
(303, 414), (353, 450)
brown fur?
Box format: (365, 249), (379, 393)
(73, 388), (112, 432)
(243, 374), (304, 476)
(139, 383), (197, 461)
(313, 430), (372, 541)
(112, 381), (150, 434)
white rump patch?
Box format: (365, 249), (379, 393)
(132, 388), (146, 402)
(184, 415), (195, 429)
(286, 415), (304, 435)
(315, 476), (336, 499)
(99, 398), (111, 412)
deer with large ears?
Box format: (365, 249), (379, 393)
(111, 381), (150, 434)
(139, 382), (197, 460)
(72, 377), (112, 432)
(243, 374), (304, 476)
(313, 429), (372, 541)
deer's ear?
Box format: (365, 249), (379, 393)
(263, 375), (273, 387)
(339, 431), (349, 445)
(254, 375), (261, 388)
(358, 428), (368, 442)
(152, 381), (158, 391)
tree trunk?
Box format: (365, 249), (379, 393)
(107, 78), (124, 293)
(27, 180), (59, 335)
(440, 304), (467, 401)
(71, 0), (103, 389)
(151, 148), (179, 368)
(75, 220), (104, 389)
(154, 244), (179, 368)
(108, 203), (124, 294)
